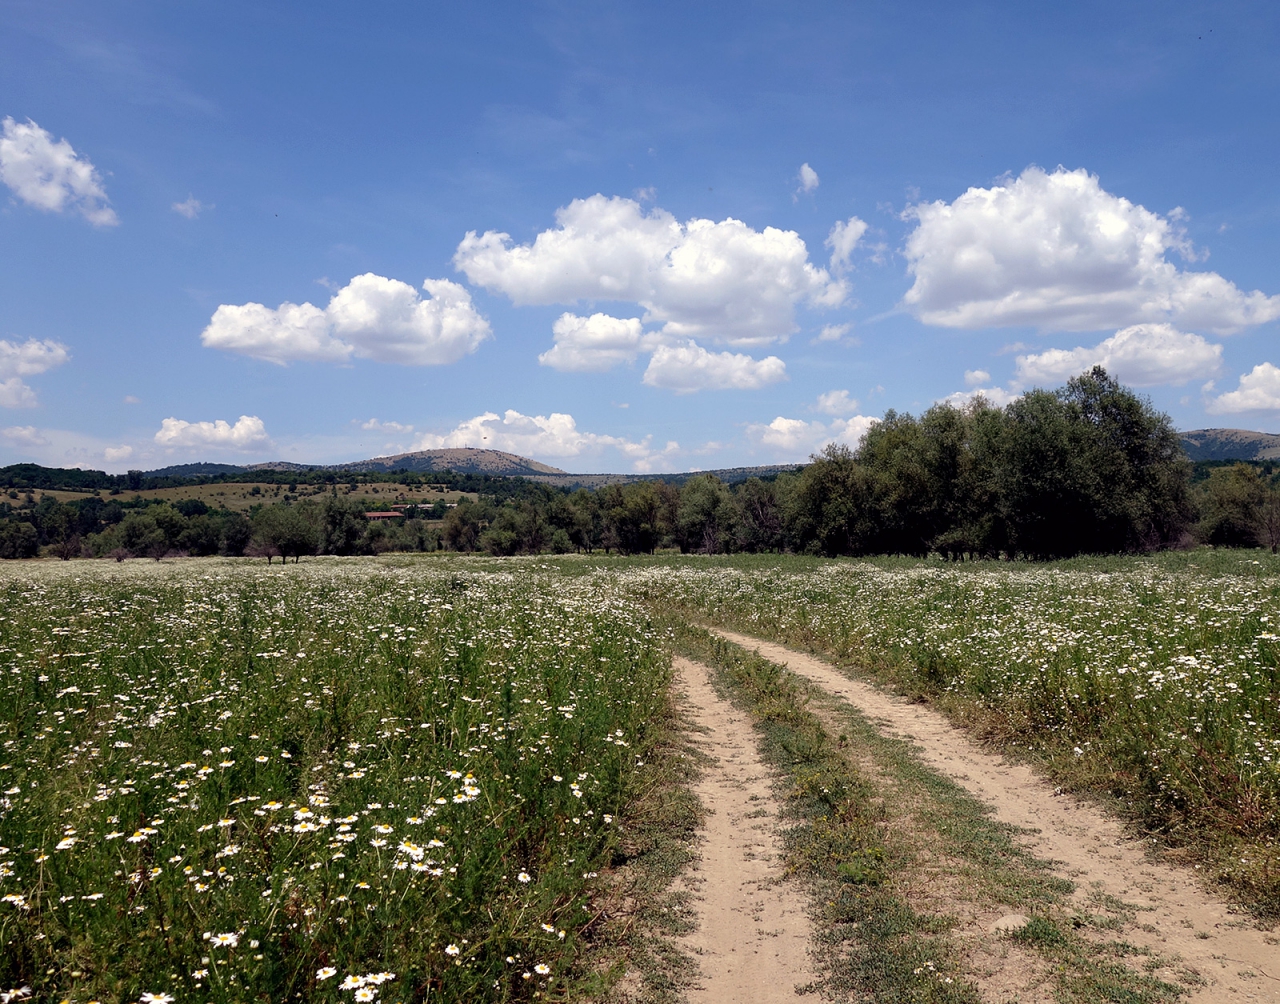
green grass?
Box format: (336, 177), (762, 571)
(667, 621), (1189, 1003)
(665, 617), (983, 1004)
(610, 550), (1280, 916)
(0, 560), (670, 1003)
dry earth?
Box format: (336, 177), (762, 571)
(672, 656), (814, 1002)
(714, 628), (1280, 1004)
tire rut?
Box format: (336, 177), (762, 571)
(672, 655), (814, 1002)
(713, 628), (1280, 1004)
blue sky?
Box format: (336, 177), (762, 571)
(2, 0), (1279, 473)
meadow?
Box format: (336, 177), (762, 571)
(0, 560), (668, 1003)
(613, 551), (1280, 910)
(4, 548), (1280, 1004)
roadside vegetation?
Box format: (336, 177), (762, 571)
(619, 552), (1280, 917)
(666, 621), (1190, 1002)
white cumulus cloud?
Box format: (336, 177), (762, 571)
(1014, 323), (1221, 388)
(0, 380), (38, 409)
(796, 163), (820, 195)
(903, 166), (1280, 334)
(0, 338), (71, 408)
(746, 414), (877, 458)
(414, 408), (679, 472)
(0, 117), (117, 226)
(154, 415), (271, 451)
(938, 386), (1022, 409)
(538, 312), (646, 372)
(2, 425), (49, 447)
(171, 195), (210, 219)
(642, 342), (786, 393)
(104, 445), (133, 462)
(202, 274), (491, 366)
(826, 216), (868, 269)
(814, 389), (859, 415)
(454, 194), (844, 347)
(359, 418), (414, 433)
(814, 322), (852, 343)
(1207, 363), (1280, 413)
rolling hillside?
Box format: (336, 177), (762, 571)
(1179, 428), (1280, 462)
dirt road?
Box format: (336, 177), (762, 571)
(714, 628), (1280, 1003)
(673, 656), (814, 1003)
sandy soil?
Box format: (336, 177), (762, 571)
(713, 629), (1280, 1004)
(673, 656), (815, 1003)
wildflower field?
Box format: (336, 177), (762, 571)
(0, 561), (667, 1004)
(618, 552), (1280, 908)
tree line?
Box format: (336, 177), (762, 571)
(4, 368), (1280, 561)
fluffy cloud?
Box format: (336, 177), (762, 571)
(814, 322), (852, 343)
(0, 338), (70, 378)
(415, 408), (679, 472)
(0, 117), (117, 226)
(826, 217), (868, 269)
(814, 389), (859, 415)
(154, 415), (271, 451)
(642, 342), (786, 393)
(359, 418), (414, 433)
(0, 380), (37, 409)
(746, 414), (878, 458)
(903, 166), (1280, 334)
(104, 445), (133, 462)
(0, 338), (71, 408)
(797, 163), (820, 195)
(1207, 363), (1280, 413)
(171, 196), (210, 219)
(454, 194), (844, 347)
(1014, 323), (1221, 387)
(2, 425), (49, 447)
(937, 386), (1022, 409)
(202, 274), (491, 366)
(538, 312), (646, 372)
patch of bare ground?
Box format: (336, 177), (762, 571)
(671, 655), (814, 1002)
(716, 627), (1280, 1004)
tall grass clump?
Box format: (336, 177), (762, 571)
(0, 560), (668, 1003)
(617, 555), (1280, 912)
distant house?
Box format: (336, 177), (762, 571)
(364, 511), (401, 522)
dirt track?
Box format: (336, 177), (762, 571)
(713, 628), (1280, 1003)
(673, 656), (814, 1002)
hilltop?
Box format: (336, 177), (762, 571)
(243, 448), (567, 478)
(1179, 428), (1280, 462)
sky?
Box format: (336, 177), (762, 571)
(2, 0), (1279, 474)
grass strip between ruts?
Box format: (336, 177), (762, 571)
(664, 616), (1191, 1004)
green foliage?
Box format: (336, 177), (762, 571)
(0, 562), (669, 1002)
(625, 553), (1280, 915)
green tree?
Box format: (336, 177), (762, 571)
(733, 477), (785, 552)
(676, 475), (736, 553)
(251, 504), (316, 563)
(1194, 464), (1268, 547)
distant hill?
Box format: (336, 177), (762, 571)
(146, 462), (248, 477)
(335, 448), (567, 476)
(521, 464), (803, 489)
(240, 449), (567, 477)
(1180, 429), (1280, 462)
